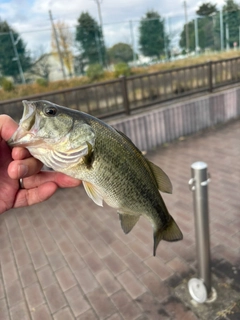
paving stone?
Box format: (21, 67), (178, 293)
(44, 283), (67, 313)
(167, 256), (191, 274)
(136, 292), (170, 320)
(87, 287), (117, 319)
(128, 241), (151, 260)
(37, 265), (56, 289)
(15, 249), (31, 268)
(111, 290), (132, 309)
(25, 283), (45, 310)
(2, 260), (18, 285)
(144, 257), (173, 280)
(103, 253), (127, 276)
(74, 267), (99, 294)
(0, 298), (10, 320)
(64, 251), (86, 271)
(96, 269), (121, 296)
(57, 238), (75, 256)
(6, 279), (24, 307)
(25, 239), (42, 254)
(140, 271), (170, 302)
(53, 307), (74, 320)
(122, 253), (148, 278)
(117, 270), (147, 299)
(10, 301), (30, 320)
(31, 304), (52, 320)
(66, 294), (90, 317)
(0, 247), (14, 265)
(0, 280), (5, 299)
(31, 249), (48, 270)
(99, 229), (116, 245)
(163, 296), (198, 320)
(75, 239), (93, 257)
(110, 239), (131, 258)
(119, 301), (142, 320)
(19, 264), (38, 287)
(11, 238), (26, 253)
(47, 250), (67, 271)
(41, 236), (57, 255)
(90, 238), (111, 258)
(55, 266), (77, 292)
(83, 251), (105, 275)
(77, 309), (98, 320)
(107, 313), (123, 320)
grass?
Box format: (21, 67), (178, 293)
(0, 50), (239, 102)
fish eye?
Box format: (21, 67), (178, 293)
(44, 106), (57, 117)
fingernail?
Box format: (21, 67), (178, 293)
(18, 164), (28, 177)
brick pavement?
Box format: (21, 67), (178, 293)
(0, 119), (239, 320)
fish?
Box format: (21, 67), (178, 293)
(8, 100), (183, 255)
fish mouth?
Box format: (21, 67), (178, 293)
(8, 100), (38, 146)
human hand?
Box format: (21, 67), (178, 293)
(0, 115), (81, 214)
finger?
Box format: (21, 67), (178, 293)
(0, 115), (18, 141)
(21, 171), (81, 189)
(13, 182), (58, 208)
(8, 158), (43, 180)
(12, 147), (32, 160)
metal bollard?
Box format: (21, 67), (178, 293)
(188, 162), (213, 303)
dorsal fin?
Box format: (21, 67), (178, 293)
(146, 160), (173, 194)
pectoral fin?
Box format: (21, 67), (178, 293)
(147, 160), (173, 194)
(83, 181), (103, 207)
(118, 212), (140, 234)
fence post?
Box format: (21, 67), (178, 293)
(121, 76), (130, 115)
(208, 61), (213, 93)
(188, 162), (215, 303)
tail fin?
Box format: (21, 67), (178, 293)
(153, 216), (183, 256)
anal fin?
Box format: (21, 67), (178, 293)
(118, 212), (140, 234)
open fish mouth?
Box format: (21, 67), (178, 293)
(8, 100), (38, 146)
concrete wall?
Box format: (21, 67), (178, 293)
(110, 86), (240, 151)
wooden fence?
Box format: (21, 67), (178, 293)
(1, 56), (240, 121)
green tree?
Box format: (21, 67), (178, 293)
(223, 0), (240, 48)
(196, 2), (217, 16)
(75, 12), (106, 67)
(179, 20), (195, 52)
(0, 20), (31, 82)
(179, 2), (218, 52)
(107, 43), (134, 64)
(139, 11), (167, 58)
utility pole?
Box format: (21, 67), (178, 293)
(49, 10), (66, 79)
(92, 0), (105, 66)
(220, 10), (224, 51)
(93, 0), (103, 29)
(194, 18), (199, 54)
(10, 31), (26, 84)
(183, 0), (189, 54)
(129, 20), (137, 66)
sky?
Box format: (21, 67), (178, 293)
(0, 0), (226, 57)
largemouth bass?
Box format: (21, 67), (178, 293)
(8, 100), (183, 255)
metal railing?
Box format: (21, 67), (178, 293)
(1, 56), (240, 121)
